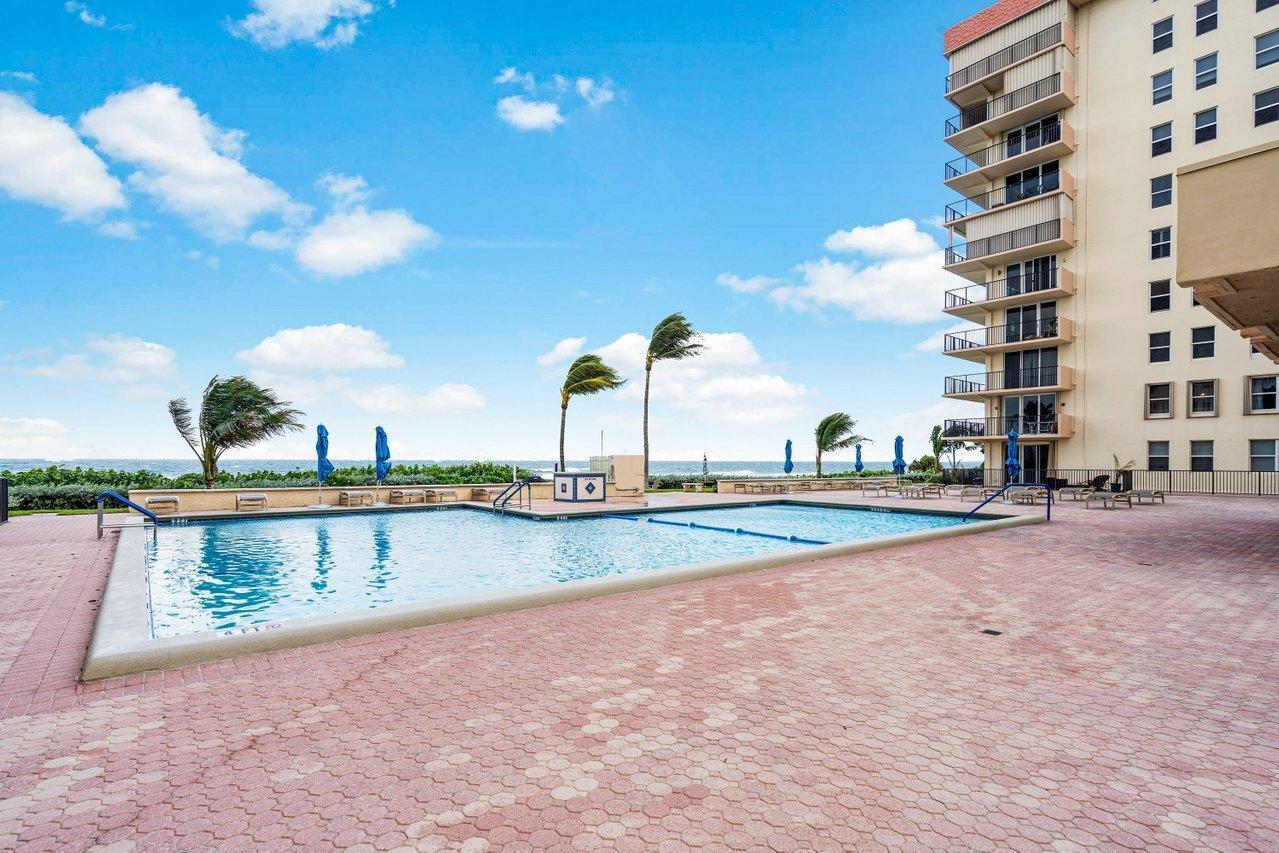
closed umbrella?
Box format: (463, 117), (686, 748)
(375, 426), (391, 504)
(854, 444), (864, 474)
(892, 436), (906, 476)
(1005, 430), (1021, 483)
(783, 439), (794, 474)
(314, 424), (335, 507)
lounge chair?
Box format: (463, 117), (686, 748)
(421, 488), (458, 503)
(1085, 491), (1133, 509)
(388, 488), (427, 505)
(144, 495), (180, 514)
(235, 493), (268, 511)
(901, 484), (934, 499)
(1130, 489), (1166, 505)
(942, 484), (966, 497)
(1058, 485), (1094, 501)
(338, 490), (374, 507)
(469, 487), (498, 502)
(1008, 487), (1045, 505)
(681, 482), (707, 493)
(958, 486), (985, 502)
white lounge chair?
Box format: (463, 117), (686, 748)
(388, 488), (427, 505)
(235, 493), (268, 511)
(1085, 491), (1133, 509)
(1130, 489), (1166, 505)
(338, 490), (374, 507)
(144, 495), (180, 514)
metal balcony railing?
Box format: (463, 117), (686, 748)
(946, 220), (1062, 266)
(946, 23), (1064, 93)
(945, 120), (1063, 180)
(944, 316), (1062, 351)
(943, 416), (1062, 438)
(945, 74), (1063, 137)
(944, 267), (1059, 309)
(944, 366), (1062, 395)
(945, 172), (1061, 222)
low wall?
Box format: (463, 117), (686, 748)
(715, 477), (901, 494)
(127, 482), (553, 513)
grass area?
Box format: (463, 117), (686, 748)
(9, 508), (128, 517)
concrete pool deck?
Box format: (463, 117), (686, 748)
(1, 491), (1277, 849)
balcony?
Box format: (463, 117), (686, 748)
(943, 366), (1075, 402)
(944, 267), (1075, 319)
(944, 120), (1075, 196)
(942, 414), (1074, 441)
(944, 216), (1075, 279)
(946, 23), (1072, 106)
(943, 316), (1075, 362)
(945, 171), (1074, 237)
(944, 73), (1076, 151)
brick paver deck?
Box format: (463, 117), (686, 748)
(0, 494), (1276, 850)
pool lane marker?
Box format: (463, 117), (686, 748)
(643, 516), (828, 545)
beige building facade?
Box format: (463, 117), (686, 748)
(940, 0), (1279, 483)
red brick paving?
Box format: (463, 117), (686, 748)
(1, 495), (1277, 850)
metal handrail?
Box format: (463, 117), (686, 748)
(944, 317), (1061, 350)
(493, 479), (534, 511)
(96, 490), (159, 540)
(946, 23), (1063, 92)
(945, 174), (1060, 222)
(963, 482), (1052, 522)
(945, 268), (1059, 308)
(946, 220), (1062, 266)
(945, 74), (1062, 136)
(944, 366), (1061, 395)
(944, 417), (1062, 438)
(945, 120), (1063, 180)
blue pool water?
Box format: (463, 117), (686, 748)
(145, 504), (963, 637)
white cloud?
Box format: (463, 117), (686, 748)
(64, 1), (105, 27)
(823, 218), (936, 258)
(875, 400), (985, 464)
(97, 220), (139, 239)
(1, 71), (38, 85)
(496, 96), (564, 132)
(79, 83), (304, 241)
(24, 334), (177, 385)
(0, 417), (75, 458)
(317, 171), (371, 207)
(237, 323), (405, 372)
(184, 249), (220, 269)
(716, 272), (780, 294)
(247, 228), (294, 250)
(494, 67), (536, 92)
(356, 382), (486, 413)
(295, 205), (437, 276)
(913, 322), (978, 353)
(0, 92), (126, 221)
(230, 0), (385, 49)
(536, 337), (587, 367)
(575, 77), (616, 108)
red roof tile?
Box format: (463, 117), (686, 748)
(944, 0), (1054, 55)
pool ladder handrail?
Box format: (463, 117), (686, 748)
(493, 479), (535, 512)
(962, 482), (1052, 523)
(96, 490), (160, 540)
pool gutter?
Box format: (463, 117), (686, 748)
(82, 509), (1042, 681)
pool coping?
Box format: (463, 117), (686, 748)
(81, 502), (1043, 681)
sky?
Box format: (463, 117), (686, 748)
(0, 0), (990, 465)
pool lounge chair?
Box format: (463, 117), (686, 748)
(235, 493), (268, 511)
(1058, 485), (1095, 501)
(1085, 491), (1133, 509)
(1131, 489), (1166, 505)
(1007, 487), (1046, 505)
(338, 490), (374, 507)
(388, 488), (427, 505)
(144, 495), (180, 514)
(425, 488), (459, 503)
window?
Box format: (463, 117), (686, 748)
(1192, 326), (1215, 359)
(1194, 108), (1218, 143)
(1259, 29), (1279, 68)
(1196, 1), (1218, 34)
(1150, 332), (1171, 364)
(1153, 17), (1174, 52)
(1190, 441), (1214, 471)
(1147, 382), (1172, 416)
(1189, 379), (1218, 416)
(1250, 375), (1278, 412)
(1195, 53), (1218, 89)
(1152, 122), (1173, 156)
(1152, 70), (1173, 104)
(1257, 87), (1279, 126)
(1149, 279), (1171, 311)
(1151, 175), (1172, 208)
(1151, 227), (1171, 259)
(1251, 440), (1278, 473)
(1148, 441), (1171, 471)
(1262, 0), (1279, 12)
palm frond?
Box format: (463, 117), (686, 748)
(168, 397), (200, 457)
(647, 313), (703, 365)
(562, 354), (626, 400)
(815, 412), (866, 453)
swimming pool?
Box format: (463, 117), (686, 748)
(145, 504), (965, 638)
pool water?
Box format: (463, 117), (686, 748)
(145, 504), (963, 637)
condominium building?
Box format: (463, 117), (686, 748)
(939, 0), (1279, 483)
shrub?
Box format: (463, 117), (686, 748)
(9, 484), (105, 511)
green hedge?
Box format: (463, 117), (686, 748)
(646, 469), (896, 490)
(9, 484), (106, 511)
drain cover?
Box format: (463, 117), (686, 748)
(980, 629), (1003, 636)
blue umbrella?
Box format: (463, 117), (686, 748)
(783, 439), (794, 474)
(1005, 430), (1021, 482)
(854, 444), (864, 473)
(314, 424), (335, 506)
(374, 426), (391, 503)
(892, 436), (906, 476)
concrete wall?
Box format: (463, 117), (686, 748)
(127, 483), (553, 513)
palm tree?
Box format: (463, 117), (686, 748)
(643, 313), (703, 484)
(814, 412), (867, 477)
(169, 375), (305, 489)
(559, 355), (625, 472)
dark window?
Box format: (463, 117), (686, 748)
(1154, 17), (1174, 52)
(1190, 380), (1217, 415)
(1259, 29), (1279, 67)
(1151, 227), (1172, 259)
(1150, 332), (1171, 364)
(1192, 326), (1215, 359)
(1257, 87), (1279, 125)
(1251, 440), (1278, 473)
(1261, 0), (1279, 11)
(1195, 53), (1218, 88)
(1147, 383), (1172, 415)
(1251, 375), (1278, 412)
(1190, 440), (1214, 472)
(1194, 108), (1218, 143)
(1149, 279), (1171, 311)
(1152, 122), (1173, 156)
(1152, 70), (1173, 104)
(1151, 174), (1172, 208)
(1148, 440), (1171, 471)
(1196, 0), (1218, 34)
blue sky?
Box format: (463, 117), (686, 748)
(0, 0), (987, 464)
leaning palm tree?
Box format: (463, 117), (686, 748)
(814, 412), (868, 477)
(559, 355), (625, 472)
(169, 375), (306, 489)
(643, 313), (703, 484)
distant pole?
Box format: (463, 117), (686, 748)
(600, 429), (605, 456)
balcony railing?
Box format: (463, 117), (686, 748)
(944, 316), (1062, 351)
(943, 416), (1062, 438)
(945, 120), (1063, 181)
(946, 220), (1062, 266)
(945, 74), (1063, 137)
(976, 468), (1279, 496)
(944, 366), (1062, 395)
(946, 24), (1064, 93)
(944, 267), (1059, 309)
(945, 173), (1061, 222)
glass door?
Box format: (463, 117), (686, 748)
(1021, 444), (1050, 483)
